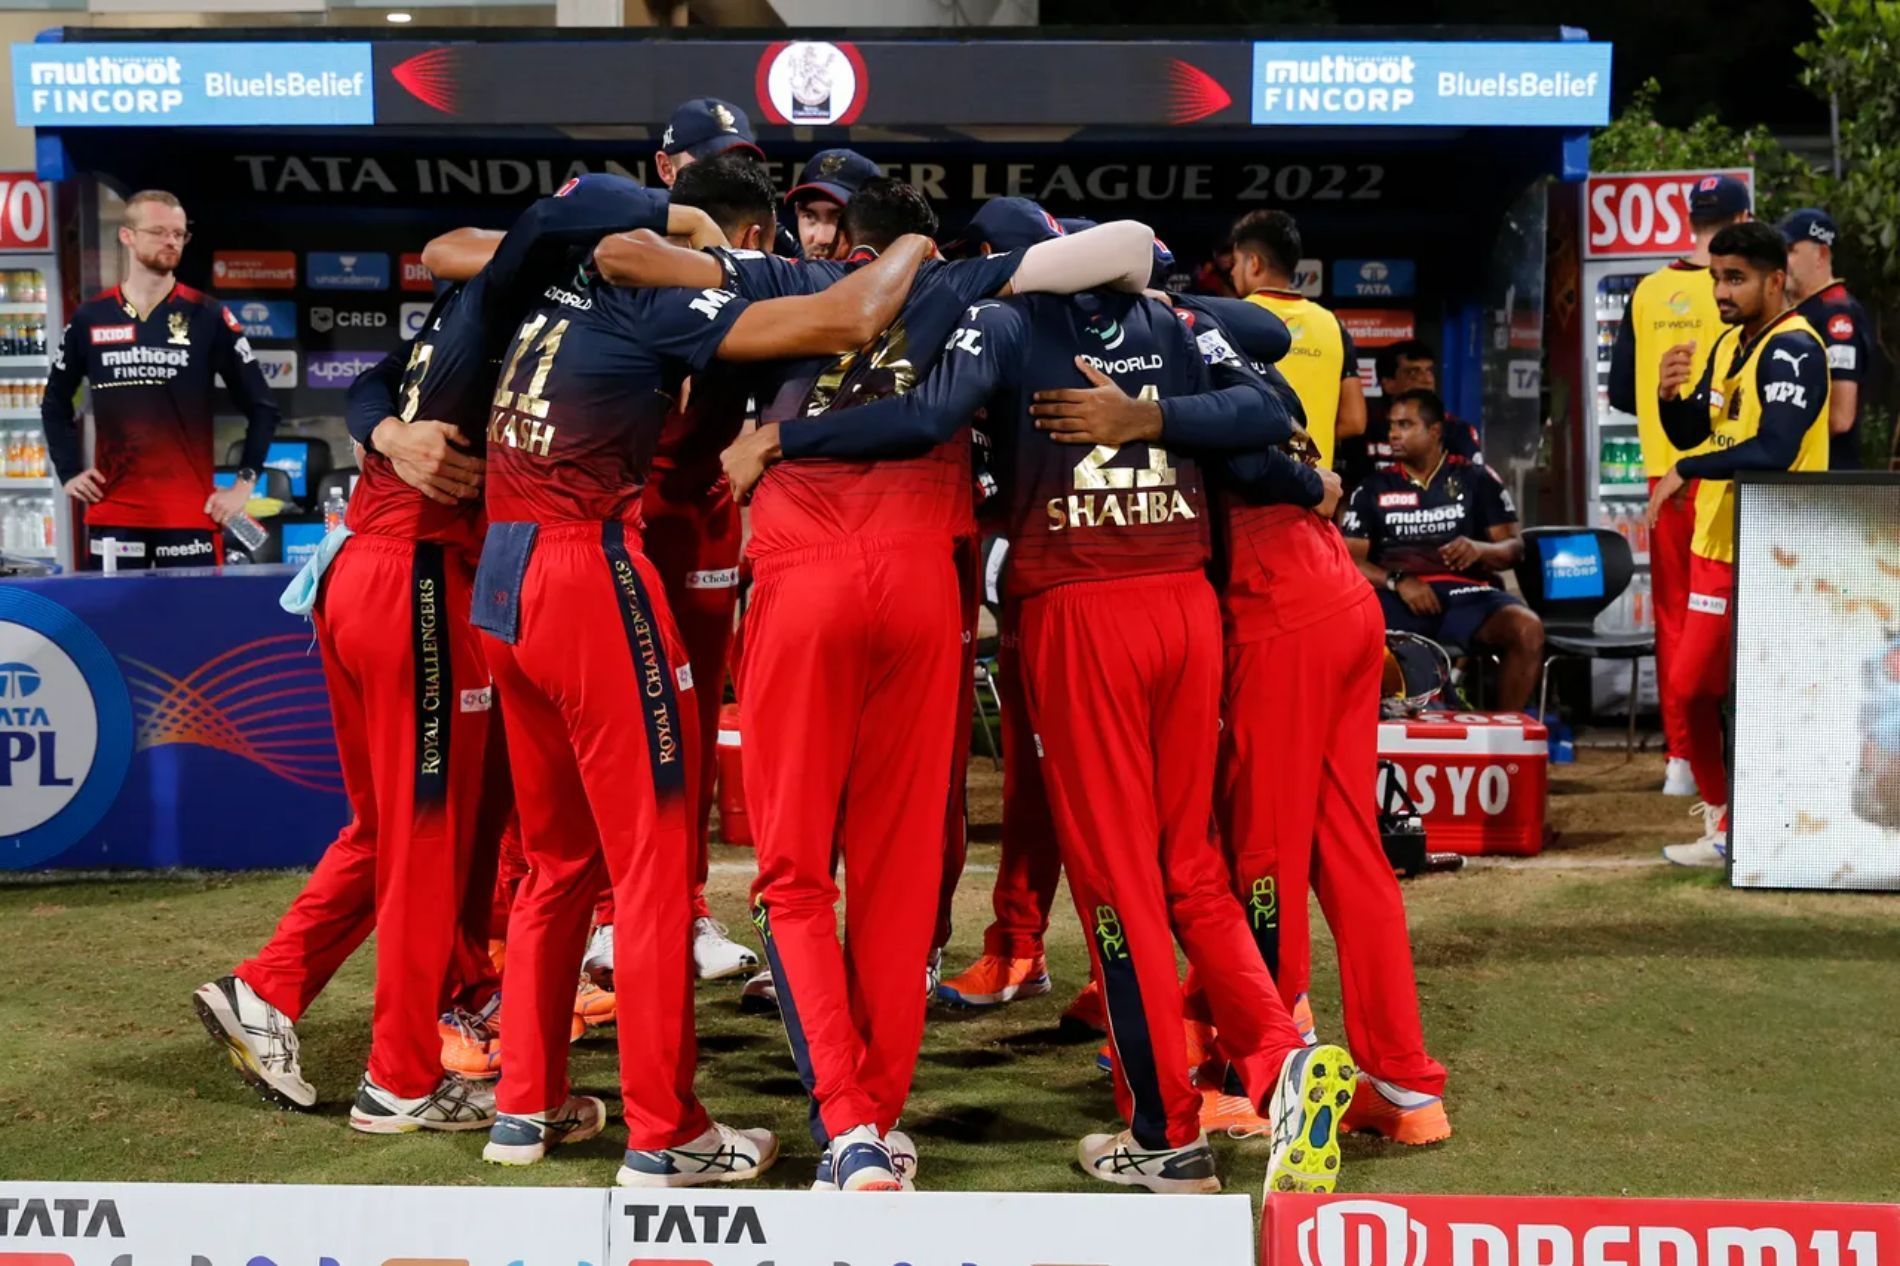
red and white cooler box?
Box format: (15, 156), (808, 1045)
(1377, 711), (1549, 856)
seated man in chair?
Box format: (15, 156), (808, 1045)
(1342, 389), (1544, 711)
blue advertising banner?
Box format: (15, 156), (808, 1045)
(1333, 258), (1417, 299)
(13, 42), (373, 128)
(1249, 41), (1611, 127)
(0, 570), (346, 870)
(307, 250), (390, 291)
(228, 298), (296, 340)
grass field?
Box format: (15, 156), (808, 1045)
(1, 748), (1897, 1201)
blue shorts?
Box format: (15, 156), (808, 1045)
(1379, 580), (1522, 652)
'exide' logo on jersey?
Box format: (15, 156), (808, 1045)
(90, 324), (135, 345)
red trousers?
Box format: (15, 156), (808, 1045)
(639, 492), (742, 920)
(1650, 478), (1699, 760)
(236, 535), (499, 1099)
(1215, 590), (1446, 1096)
(741, 535), (960, 1143)
(981, 619), (1063, 959)
(484, 522), (706, 1147)
(1670, 553), (1735, 807)
(1018, 571), (1306, 1150)
(933, 533), (982, 953)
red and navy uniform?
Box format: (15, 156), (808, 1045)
(1794, 281), (1876, 470)
(783, 289), (1309, 1153)
(1340, 403), (1481, 493)
(1342, 456), (1521, 650)
(1186, 303), (1448, 1101)
(42, 283), (277, 567)
(472, 243), (748, 1145)
(712, 244), (1019, 1145)
(234, 183), (665, 1098)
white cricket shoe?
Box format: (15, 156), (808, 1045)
(1264, 1043), (1356, 1195)
(693, 917), (760, 981)
(1662, 756), (1698, 797)
(1077, 1127), (1221, 1194)
(193, 975), (316, 1110)
(483, 1094), (608, 1165)
(924, 948), (943, 1003)
(348, 1073), (496, 1134)
(616, 1121), (779, 1187)
(1662, 802), (1728, 868)
(582, 923), (615, 990)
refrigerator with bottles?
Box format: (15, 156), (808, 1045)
(0, 175), (67, 571)
(1577, 167), (1751, 714)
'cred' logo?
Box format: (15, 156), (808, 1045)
(1299, 1199), (1428, 1266)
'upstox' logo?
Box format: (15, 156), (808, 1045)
(0, 590), (135, 870)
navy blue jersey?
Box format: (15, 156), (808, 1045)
(779, 289), (1291, 597)
(1341, 455), (1516, 582)
(1794, 280), (1877, 469)
(346, 174), (673, 543)
(485, 270), (749, 524)
(42, 283), (277, 530)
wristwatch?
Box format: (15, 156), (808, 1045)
(235, 466), (259, 486)
(1385, 569), (1404, 592)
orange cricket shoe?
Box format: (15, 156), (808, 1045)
(1184, 1019), (1221, 1087)
(1062, 980), (1106, 1034)
(439, 1007), (501, 1080)
(1199, 1087), (1270, 1138)
(937, 954), (1052, 1008)
(1341, 1074), (1452, 1146)
(1292, 993), (1317, 1046)
(488, 939), (507, 974)
(575, 981), (616, 1028)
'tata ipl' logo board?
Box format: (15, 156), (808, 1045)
(0, 589), (134, 869)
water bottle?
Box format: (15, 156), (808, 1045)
(226, 513), (269, 554)
(323, 485), (348, 534)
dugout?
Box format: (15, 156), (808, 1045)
(21, 26), (1610, 528)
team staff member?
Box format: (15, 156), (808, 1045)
(42, 190), (278, 569)
(1343, 390), (1544, 711)
(1227, 209), (1365, 468)
(1337, 340), (1482, 495)
(470, 165), (930, 1186)
(1610, 172), (1751, 797)
(740, 287), (1351, 1199)
(1649, 221), (1830, 866)
(787, 148), (880, 259)
(1782, 208), (1875, 471)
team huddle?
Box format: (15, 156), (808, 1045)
(187, 95), (1473, 1200)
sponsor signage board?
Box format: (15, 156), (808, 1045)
(1583, 168), (1754, 259)
(1250, 41), (1611, 127)
(13, 42), (373, 127)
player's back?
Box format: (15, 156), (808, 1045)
(348, 279), (494, 557)
(998, 290), (1212, 599)
(485, 270), (729, 527)
(749, 252), (1017, 557)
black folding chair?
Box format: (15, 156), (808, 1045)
(1514, 525), (1655, 757)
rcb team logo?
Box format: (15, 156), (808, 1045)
(167, 311), (191, 345)
(757, 40), (869, 126)
(0, 588), (135, 869)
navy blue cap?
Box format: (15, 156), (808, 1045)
(661, 98), (762, 161)
(1779, 207), (1839, 249)
(1688, 173), (1751, 221)
(955, 197), (1068, 253)
(786, 149), (881, 207)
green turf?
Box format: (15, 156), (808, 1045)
(0, 751), (1895, 1201)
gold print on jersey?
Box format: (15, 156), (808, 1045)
(399, 342), (434, 423)
(1048, 385), (1194, 531)
(802, 318), (918, 416)
(488, 313), (569, 457)
(167, 312), (190, 346)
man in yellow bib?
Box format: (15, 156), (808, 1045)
(1647, 221), (1830, 866)
(1609, 173), (1750, 798)
(1228, 210), (1365, 468)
